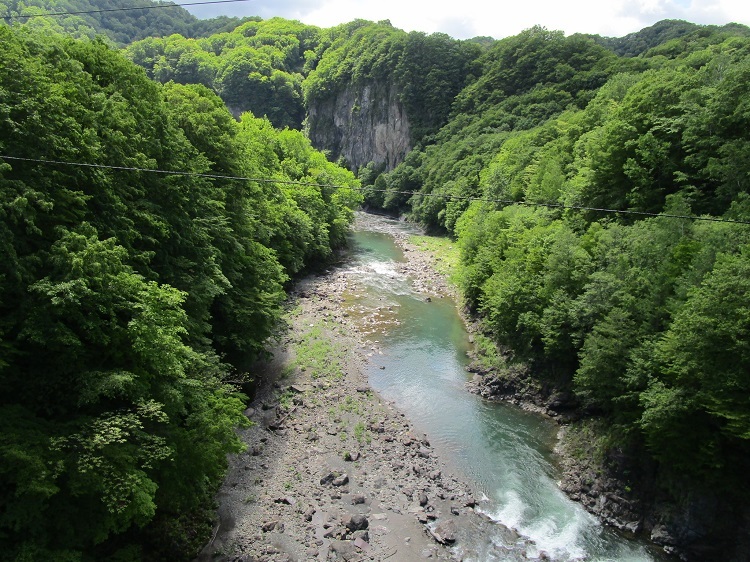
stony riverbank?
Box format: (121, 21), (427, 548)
(460, 293), (750, 561)
(195, 216), (518, 562)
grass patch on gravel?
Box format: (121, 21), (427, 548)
(292, 323), (345, 380)
(409, 234), (460, 283)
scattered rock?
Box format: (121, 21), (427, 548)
(261, 520), (281, 532)
(343, 450), (360, 462)
(279, 496), (296, 506)
(344, 513), (369, 531)
(197, 216), (492, 562)
(429, 520), (458, 544)
(351, 529), (369, 543)
(353, 536), (370, 551)
(329, 540), (357, 558)
(332, 473), (349, 487)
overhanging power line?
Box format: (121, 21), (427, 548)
(3, 154), (750, 225)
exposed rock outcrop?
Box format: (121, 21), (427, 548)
(305, 81), (411, 171)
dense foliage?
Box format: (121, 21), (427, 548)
(126, 17), (321, 128)
(365, 26), (621, 229)
(0, 26), (359, 560)
(302, 20), (483, 141)
(586, 19), (750, 58)
(383, 24), (750, 503)
(4, 7), (750, 556)
(0, 0), (252, 46)
(346, 22), (750, 551)
(125, 19), (483, 135)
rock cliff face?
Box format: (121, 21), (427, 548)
(305, 81), (411, 171)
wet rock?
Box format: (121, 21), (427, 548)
(546, 391), (577, 411)
(623, 520), (642, 534)
(429, 520), (458, 544)
(651, 524), (677, 546)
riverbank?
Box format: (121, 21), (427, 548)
(196, 216), (509, 562)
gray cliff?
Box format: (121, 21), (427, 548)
(305, 81), (411, 172)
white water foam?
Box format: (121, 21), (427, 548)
(348, 259), (414, 296)
(485, 486), (656, 562)
(485, 488), (597, 561)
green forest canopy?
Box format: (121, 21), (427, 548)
(362, 21), (750, 508)
(0, 25), (359, 560)
(0, 0), (254, 45)
(2, 7), (750, 558)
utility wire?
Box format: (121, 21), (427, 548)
(5, 0), (252, 20)
(3, 154), (750, 225)
(0, 155), (343, 189)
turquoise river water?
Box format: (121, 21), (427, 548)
(341, 215), (665, 562)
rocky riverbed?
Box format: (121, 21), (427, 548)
(196, 217), (514, 562)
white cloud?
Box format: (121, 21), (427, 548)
(186, 0), (750, 39)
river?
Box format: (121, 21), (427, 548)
(341, 213), (664, 562)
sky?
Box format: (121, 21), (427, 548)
(185, 0), (750, 39)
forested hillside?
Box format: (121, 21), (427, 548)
(586, 19), (750, 57)
(0, 26), (359, 560)
(125, 18), (483, 142)
(302, 20), (482, 144)
(361, 20), (750, 558)
(0, 0), (251, 45)
(3, 5), (750, 558)
(126, 17), (321, 127)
